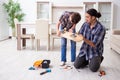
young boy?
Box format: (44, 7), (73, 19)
(56, 11), (81, 66)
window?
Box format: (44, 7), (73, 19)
(37, 1), (50, 19)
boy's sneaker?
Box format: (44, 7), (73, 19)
(60, 62), (66, 66)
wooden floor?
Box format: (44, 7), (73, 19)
(0, 39), (120, 80)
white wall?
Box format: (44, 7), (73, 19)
(0, 0), (118, 39)
(17, 0), (113, 22)
(16, 0), (37, 22)
(16, 0), (120, 29)
(0, 0), (9, 40)
(112, 0), (120, 29)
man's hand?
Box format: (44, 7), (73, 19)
(56, 30), (61, 37)
(81, 34), (95, 47)
(69, 29), (73, 33)
(79, 34), (83, 38)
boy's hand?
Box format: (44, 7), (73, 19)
(56, 30), (61, 37)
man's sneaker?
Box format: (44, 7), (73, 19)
(60, 62), (66, 66)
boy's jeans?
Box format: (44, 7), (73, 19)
(60, 26), (76, 62)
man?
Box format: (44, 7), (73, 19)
(74, 8), (106, 72)
(56, 11), (81, 66)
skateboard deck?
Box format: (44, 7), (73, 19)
(60, 31), (83, 42)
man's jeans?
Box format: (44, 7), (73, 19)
(60, 26), (76, 62)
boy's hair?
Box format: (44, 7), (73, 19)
(71, 12), (81, 24)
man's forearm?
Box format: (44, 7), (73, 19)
(71, 24), (76, 30)
(83, 37), (95, 47)
(56, 21), (61, 31)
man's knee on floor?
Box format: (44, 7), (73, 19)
(74, 62), (80, 69)
(89, 56), (101, 72)
(74, 55), (89, 69)
(89, 65), (100, 72)
(74, 61), (88, 69)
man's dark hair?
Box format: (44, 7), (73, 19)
(71, 12), (81, 24)
(87, 8), (101, 18)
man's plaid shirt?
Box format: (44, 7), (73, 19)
(78, 21), (106, 60)
(59, 11), (74, 31)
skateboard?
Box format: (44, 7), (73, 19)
(60, 29), (83, 42)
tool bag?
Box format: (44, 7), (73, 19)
(41, 60), (50, 68)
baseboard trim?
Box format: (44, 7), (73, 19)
(0, 36), (11, 42)
(8, 36), (12, 39)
